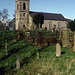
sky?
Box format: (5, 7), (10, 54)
(0, 0), (75, 20)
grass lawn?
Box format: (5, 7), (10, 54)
(0, 30), (75, 75)
(12, 45), (75, 75)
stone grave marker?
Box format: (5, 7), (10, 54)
(25, 31), (30, 37)
(17, 31), (21, 39)
(59, 28), (71, 47)
(16, 55), (20, 69)
(25, 31), (32, 41)
(37, 52), (39, 59)
(56, 43), (61, 57)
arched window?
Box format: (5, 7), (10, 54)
(23, 3), (26, 10)
(23, 13), (25, 16)
(17, 4), (19, 10)
(49, 22), (52, 30)
(23, 25), (26, 29)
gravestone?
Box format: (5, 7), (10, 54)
(56, 43), (61, 57)
(16, 55), (20, 69)
(25, 31), (32, 41)
(37, 52), (39, 59)
(59, 28), (71, 47)
(73, 33), (75, 51)
(17, 31), (21, 39)
(25, 31), (30, 37)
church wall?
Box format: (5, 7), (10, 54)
(29, 16), (67, 30)
(15, 0), (67, 30)
(42, 20), (67, 30)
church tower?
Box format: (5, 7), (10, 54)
(15, 0), (29, 30)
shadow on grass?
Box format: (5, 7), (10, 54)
(0, 44), (30, 61)
(21, 57), (31, 68)
(61, 52), (65, 55)
(20, 47), (45, 67)
(0, 67), (5, 75)
(38, 47), (49, 52)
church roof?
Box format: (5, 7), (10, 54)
(29, 11), (66, 21)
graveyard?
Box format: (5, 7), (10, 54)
(0, 30), (75, 75)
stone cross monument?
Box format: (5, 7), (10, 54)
(59, 28), (71, 47)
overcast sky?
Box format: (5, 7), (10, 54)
(0, 0), (75, 20)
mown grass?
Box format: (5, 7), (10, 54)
(0, 30), (75, 75)
(9, 45), (75, 75)
(0, 30), (41, 75)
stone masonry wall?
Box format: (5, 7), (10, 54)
(42, 20), (67, 30)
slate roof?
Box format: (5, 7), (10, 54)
(29, 11), (66, 21)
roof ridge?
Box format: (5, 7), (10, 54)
(29, 11), (61, 15)
(29, 11), (66, 21)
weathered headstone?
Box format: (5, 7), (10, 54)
(16, 55), (20, 69)
(25, 31), (30, 37)
(59, 28), (71, 47)
(73, 34), (75, 51)
(18, 31), (21, 39)
(56, 43), (61, 57)
(37, 52), (39, 59)
(25, 31), (32, 41)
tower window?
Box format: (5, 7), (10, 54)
(23, 13), (25, 16)
(23, 3), (26, 10)
(23, 25), (26, 29)
(17, 4), (19, 10)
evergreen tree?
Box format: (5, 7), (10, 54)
(69, 19), (75, 31)
(33, 14), (44, 29)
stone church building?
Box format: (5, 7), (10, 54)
(15, 0), (68, 30)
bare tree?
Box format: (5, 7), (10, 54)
(13, 14), (15, 18)
(1, 9), (9, 30)
(12, 11), (15, 30)
(2, 9), (9, 19)
(0, 11), (2, 19)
